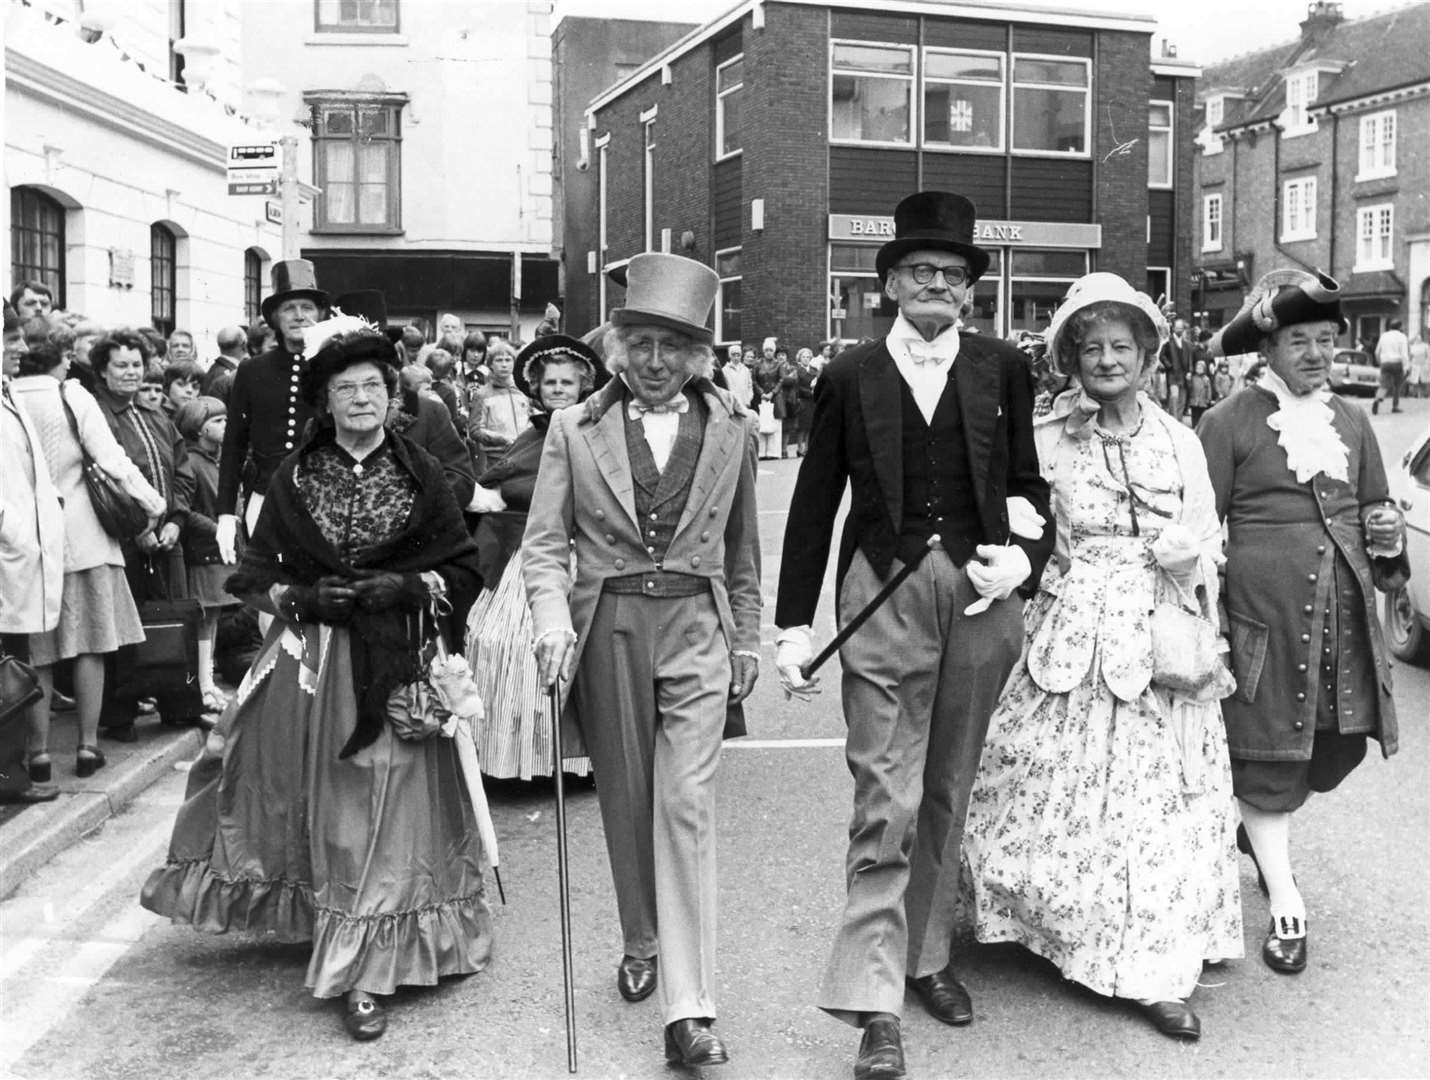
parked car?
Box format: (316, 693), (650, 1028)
(1327, 348), (1379, 396)
(1384, 422), (1430, 666)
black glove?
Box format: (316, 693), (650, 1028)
(349, 570), (427, 613)
(281, 576), (357, 624)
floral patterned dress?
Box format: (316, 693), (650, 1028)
(963, 394), (1243, 1002)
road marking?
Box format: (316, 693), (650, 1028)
(725, 738), (844, 750)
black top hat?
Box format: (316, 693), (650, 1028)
(261, 259), (330, 323)
(1211, 269), (1348, 357)
(514, 333), (608, 400)
(876, 191), (991, 283)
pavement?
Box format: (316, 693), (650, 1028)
(0, 713), (205, 900)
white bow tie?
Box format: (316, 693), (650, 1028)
(627, 395), (689, 419)
(906, 342), (949, 367)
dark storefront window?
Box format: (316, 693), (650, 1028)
(1007, 248), (1085, 334)
(151, 223), (177, 337)
(10, 187), (65, 309)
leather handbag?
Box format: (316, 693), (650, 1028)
(0, 649), (43, 727)
(58, 387), (152, 541)
(387, 602), (484, 742)
(1150, 584), (1220, 692)
(111, 558), (205, 716)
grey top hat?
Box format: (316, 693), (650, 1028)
(261, 258), (330, 323)
(610, 253), (719, 343)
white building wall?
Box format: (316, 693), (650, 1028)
(4, 1), (280, 352)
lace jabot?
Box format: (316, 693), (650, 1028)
(1258, 369), (1349, 484)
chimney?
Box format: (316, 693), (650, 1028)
(1300, 2), (1344, 44)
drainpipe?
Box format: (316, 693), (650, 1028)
(1327, 110), (1339, 275)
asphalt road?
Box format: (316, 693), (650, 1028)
(2, 397), (1427, 1080)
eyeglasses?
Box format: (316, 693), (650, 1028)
(894, 263), (971, 287)
(329, 378), (388, 401)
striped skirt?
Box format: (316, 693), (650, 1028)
(464, 551), (591, 780)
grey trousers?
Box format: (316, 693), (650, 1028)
(817, 547), (1023, 1025)
(575, 590), (729, 1025)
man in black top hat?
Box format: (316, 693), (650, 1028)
(774, 191), (1052, 1079)
(216, 259), (329, 561)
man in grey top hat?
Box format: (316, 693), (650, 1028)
(524, 251), (762, 1070)
(775, 191), (1053, 1080)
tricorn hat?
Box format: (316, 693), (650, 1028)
(876, 191), (991, 283)
(1211, 269), (1347, 357)
(610, 253), (719, 343)
(514, 333), (609, 399)
(261, 258), (330, 323)
(332, 289), (404, 344)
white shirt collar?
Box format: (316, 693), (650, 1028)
(886, 312), (960, 365)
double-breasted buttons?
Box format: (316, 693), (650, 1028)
(1295, 691), (1306, 702)
(604, 534), (615, 544)
(690, 555), (702, 568)
(596, 509), (605, 520)
(700, 531), (710, 541)
(1297, 663), (1307, 672)
(1301, 633), (1311, 643)
(1303, 604), (1313, 614)
(614, 558), (625, 570)
(1293, 721), (1305, 731)
(1307, 573), (1317, 583)
(649, 512), (658, 521)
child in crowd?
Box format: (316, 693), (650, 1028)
(136, 368), (166, 412)
(163, 360), (203, 418)
(1187, 358), (1212, 427)
(1211, 358), (1233, 402)
(173, 396), (238, 714)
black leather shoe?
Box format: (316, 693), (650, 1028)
(1263, 915), (1308, 974)
(663, 1018), (728, 1067)
(855, 1017), (905, 1079)
(906, 968), (973, 1026)
(1137, 1000), (1201, 1041)
(343, 995), (387, 1041)
(617, 954), (657, 1002)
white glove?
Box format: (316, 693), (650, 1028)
(1150, 523), (1200, 576)
(965, 543), (1032, 603)
(774, 625), (820, 701)
(1006, 496), (1046, 541)
(466, 485), (507, 513)
(216, 514), (239, 565)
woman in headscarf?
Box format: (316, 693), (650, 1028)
(963, 273), (1242, 1041)
(1197, 270), (1408, 977)
(464, 334), (603, 779)
(142, 328), (492, 1042)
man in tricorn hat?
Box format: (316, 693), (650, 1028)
(215, 259), (329, 561)
(524, 251), (762, 1069)
(775, 191), (1053, 1078)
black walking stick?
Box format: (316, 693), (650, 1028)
(799, 534), (941, 680)
(548, 683), (579, 1073)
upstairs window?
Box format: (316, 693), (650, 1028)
(715, 248), (742, 344)
(1148, 100), (1172, 187)
(1357, 110), (1396, 180)
(1011, 55), (1089, 154)
(923, 49), (1004, 151)
(10, 187), (65, 309)
(310, 99), (403, 232)
(1202, 193), (1223, 252)
(1281, 176), (1316, 241)
(1282, 69), (1317, 133)
(1205, 96), (1224, 128)
(1355, 204), (1394, 271)
(315, 0), (398, 33)
(830, 42), (914, 146)
(715, 55), (744, 159)
(244, 248), (263, 325)
(151, 223), (177, 338)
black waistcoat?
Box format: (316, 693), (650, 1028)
(898, 376), (981, 566)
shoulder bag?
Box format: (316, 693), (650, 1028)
(0, 647), (43, 728)
(58, 386), (152, 541)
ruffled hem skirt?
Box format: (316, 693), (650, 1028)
(465, 552), (590, 780)
(141, 620), (493, 998)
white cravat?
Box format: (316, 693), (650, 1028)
(623, 377), (688, 472)
(1259, 369), (1350, 484)
(887, 313), (960, 424)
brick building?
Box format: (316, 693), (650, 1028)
(564, 0), (1199, 349)
(1192, 1), (1430, 342)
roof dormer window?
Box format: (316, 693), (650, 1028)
(1281, 69), (1318, 134)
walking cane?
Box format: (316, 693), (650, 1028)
(548, 683), (579, 1073)
(799, 534), (941, 680)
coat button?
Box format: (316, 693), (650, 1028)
(1303, 604), (1313, 614)
(700, 531), (710, 541)
(1307, 573), (1317, 582)
(709, 507), (718, 517)
(1316, 545), (1326, 554)
(614, 558), (625, 570)
(1293, 721), (1305, 731)
(690, 555), (701, 567)
(596, 509), (605, 520)
(1297, 663), (1307, 672)
(1295, 691), (1306, 702)
(1301, 633), (1311, 643)
(604, 534), (615, 544)
(649, 512), (658, 521)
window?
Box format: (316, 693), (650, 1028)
(1148, 100), (1172, 187)
(829, 243), (896, 341)
(1008, 248), (1087, 334)
(1012, 55), (1089, 154)
(715, 55), (744, 158)
(1198, 94), (1224, 155)
(716, 248), (742, 343)
(169, 0), (186, 88)
(923, 49), (1004, 151)
(315, 0), (398, 32)
(244, 249), (263, 324)
(830, 42), (914, 145)
(1281, 176), (1316, 241)
(1146, 268), (1170, 306)
(596, 135), (610, 321)
(10, 187), (65, 309)
(151, 223), (177, 338)
(1357, 110), (1396, 180)
(1282, 69), (1317, 132)
(1355, 204), (1394, 270)
(1205, 96), (1224, 128)
(642, 113), (656, 251)
(310, 99), (403, 232)
(1203, 193), (1223, 252)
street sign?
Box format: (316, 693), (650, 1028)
(228, 142), (280, 197)
(265, 200), (283, 224)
